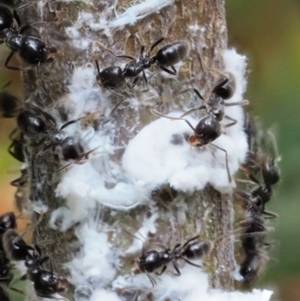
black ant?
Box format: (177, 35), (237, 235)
(135, 234), (212, 300)
(0, 81), (21, 117)
(18, 243), (69, 300)
(17, 106), (98, 169)
(238, 214), (270, 285)
(8, 128), (25, 163)
(2, 229), (69, 300)
(152, 74), (247, 182)
(239, 245), (269, 285)
(0, 212), (25, 297)
(134, 226), (250, 300)
(117, 38), (188, 87)
(0, 3), (56, 70)
(235, 132), (280, 220)
(235, 160), (277, 284)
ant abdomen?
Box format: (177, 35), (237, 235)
(98, 65), (125, 89)
(18, 36), (48, 65)
(17, 110), (46, 135)
(0, 212), (16, 236)
(182, 240), (212, 260)
(212, 73), (235, 100)
(155, 41), (189, 69)
(239, 253), (262, 285)
(262, 158), (280, 187)
(2, 229), (30, 261)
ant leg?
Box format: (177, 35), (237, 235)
(109, 97), (126, 116)
(59, 110), (102, 131)
(222, 99), (249, 106)
(94, 41), (116, 56)
(234, 178), (258, 186)
(4, 51), (20, 71)
(95, 59), (101, 78)
(210, 143), (231, 182)
(152, 109), (199, 134)
(155, 265), (167, 276)
(158, 64), (177, 75)
(8, 286), (25, 295)
(59, 117), (84, 130)
(224, 115), (237, 127)
(239, 164), (260, 185)
(172, 87), (204, 103)
(107, 88), (124, 99)
(172, 262), (181, 275)
(12, 10), (22, 27)
(16, 3), (32, 10)
(181, 235), (199, 249)
(180, 105), (206, 118)
(139, 45), (145, 58)
(57, 162), (73, 173)
(181, 257), (203, 268)
(115, 54), (136, 61)
(8, 128), (19, 141)
(8, 142), (23, 162)
(138, 273), (156, 301)
(18, 24), (31, 34)
(263, 210), (278, 219)
(75, 147), (100, 165)
(127, 77), (139, 89)
(149, 37), (164, 53)
(2, 80), (12, 90)
(142, 69), (149, 90)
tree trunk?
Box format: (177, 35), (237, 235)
(12, 0), (271, 301)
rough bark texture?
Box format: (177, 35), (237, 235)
(14, 0), (235, 300)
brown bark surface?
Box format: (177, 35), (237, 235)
(14, 0), (235, 300)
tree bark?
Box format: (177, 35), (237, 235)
(13, 0), (240, 300)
